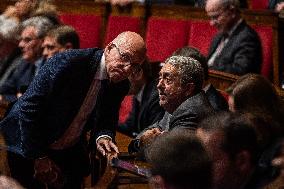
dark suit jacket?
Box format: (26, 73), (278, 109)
(204, 84), (228, 111)
(118, 79), (164, 137)
(208, 20), (262, 75)
(0, 48), (129, 159)
(128, 91), (214, 153)
(269, 0), (284, 9)
(0, 58), (41, 102)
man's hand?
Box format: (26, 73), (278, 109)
(97, 137), (119, 156)
(34, 157), (64, 189)
(140, 128), (163, 148)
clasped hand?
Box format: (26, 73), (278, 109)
(96, 137), (119, 157)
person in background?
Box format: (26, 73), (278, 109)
(227, 73), (284, 187)
(0, 31), (146, 189)
(197, 112), (258, 189)
(42, 25), (80, 60)
(268, 0), (284, 12)
(146, 129), (212, 189)
(0, 0), (58, 79)
(118, 59), (164, 137)
(0, 16), (55, 102)
(172, 46), (228, 111)
(206, 0), (262, 75)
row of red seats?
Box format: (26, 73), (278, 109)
(60, 14), (273, 78)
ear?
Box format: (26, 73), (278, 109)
(149, 175), (167, 189)
(64, 42), (73, 50)
(235, 151), (252, 174)
(104, 43), (113, 56)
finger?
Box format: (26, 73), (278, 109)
(97, 144), (106, 156)
(103, 140), (112, 153)
(109, 141), (119, 154)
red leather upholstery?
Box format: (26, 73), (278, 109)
(146, 17), (190, 62)
(250, 0), (269, 9)
(60, 14), (102, 48)
(188, 20), (218, 56)
(252, 25), (273, 78)
(104, 15), (142, 47)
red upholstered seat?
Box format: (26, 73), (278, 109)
(119, 95), (134, 124)
(251, 25), (273, 78)
(250, 0), (269, 9)
(146, 17), (190, 62)
(188, 21), (218, 56)
(60, 14), (102, 48)
(104, 15), (142, 47)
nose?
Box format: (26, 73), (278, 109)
(18, 40), (25, 48)
(157, 79), (163, 90)
(209, 19), (216, 26)
(42, 48), (49, 59)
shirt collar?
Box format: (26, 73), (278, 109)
(227, 18), (243, 37)
(95, 53), (108, 80)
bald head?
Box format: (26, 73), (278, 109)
(111, 31), (146, 65)
(104, 31), (146, 83)
(206, 0), (241, 33)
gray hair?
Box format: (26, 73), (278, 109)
(165, 55), (204, 92)
(22, 16), (54, 38)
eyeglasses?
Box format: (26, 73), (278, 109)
(19, 37), (37, 44)
(208, 9), (227, 21)
(111, 43), (141, 71)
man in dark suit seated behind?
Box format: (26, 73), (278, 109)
(118, 60), (165, 138)
(206, 0), (262, 75)
(128, 55), (214, 153)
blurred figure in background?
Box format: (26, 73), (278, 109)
(42, 25), (80, 60)
(118, 59), (164, 138)
(197, 112), (258, 189)
(146, 129), (212, 189)
(206, 0), (262, 75)
(0, 16), (55, 102)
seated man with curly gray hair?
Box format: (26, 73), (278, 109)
(128, 55), (214, 153)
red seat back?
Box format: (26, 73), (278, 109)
(60, 14), (102, 48)
(146, 17), (190, 62)
(119, 95), (133, 124)
(252, 25), (273, 78)
(188, 21), (218, 56)
(250, 0), (269, 9)
(104, 15), (142, 47)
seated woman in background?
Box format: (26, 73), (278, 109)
(227, 73), (284, 188)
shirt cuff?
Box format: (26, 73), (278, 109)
(96, 135), (112, 144)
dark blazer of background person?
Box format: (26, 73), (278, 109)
(269, 0), (284, 8)
(118, 79), (165, 137)
(0, 48), (129, 188)
(207, 20), (262, 75)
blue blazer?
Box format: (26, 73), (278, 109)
(0, 48), (129, 158)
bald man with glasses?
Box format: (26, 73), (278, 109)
(206, 0), (262, 75)
(0, 31), (146, 189)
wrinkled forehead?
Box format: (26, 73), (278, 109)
(206, 0), (224, 11)
(160, 63), (178, 76)
(113, 33), (146, 64)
